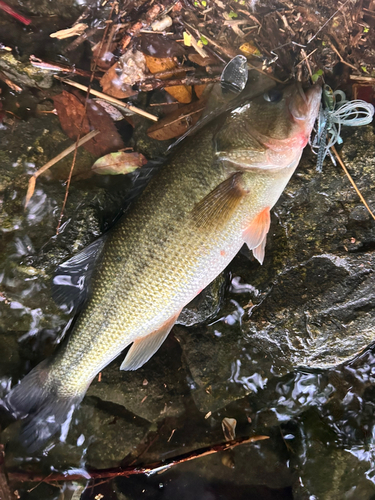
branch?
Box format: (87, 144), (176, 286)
(8, 435), (269, 484)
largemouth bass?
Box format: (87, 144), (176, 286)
(6, 82), (321, 451)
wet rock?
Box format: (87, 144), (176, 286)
(87, 336), (188, 423)
(1, 398), (150, 470)
(290, 408), (375, 499)
(177, 272), (227, 327)
(176, 126), (375, 414)
(0, 51), (53, 89)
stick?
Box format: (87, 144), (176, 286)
(8, 435), (269, 484)
(24, 130), (100, 208)
(328, 42), (360, 73)
(139, 75), (220, 91)
(349, 75), (375, 82)
(331, 145), (375, 221)
(0, 0), (31, 25)
(29, 55), (98, 79)
(56, 2), (118, 234)
(55, 77), (158, 122)
(246, 61), (287, 84)
(307, 0), (351, 43)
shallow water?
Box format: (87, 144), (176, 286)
(1, 1), (375, 499)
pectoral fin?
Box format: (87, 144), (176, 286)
(120, 311), (181, 371)
(191, 173), (246, 230)
(243, 207), (270, 264)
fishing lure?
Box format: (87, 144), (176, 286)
(310, 84), (374, 172)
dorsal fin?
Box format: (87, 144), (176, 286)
(243, 207), (270, 264)
(191, 173), (246, 231)
(51, 235), (108, 313)
(120, 311), (181, 371)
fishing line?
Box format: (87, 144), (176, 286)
(310, 86), (374, 172)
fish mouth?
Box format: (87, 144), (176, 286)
(290, 82), (322, 123)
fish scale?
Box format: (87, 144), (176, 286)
(5, 82), (321, 451)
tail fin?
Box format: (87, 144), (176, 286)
(5, 359), (81, 453)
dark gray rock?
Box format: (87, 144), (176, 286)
(176, 126), (375, 414)
(87, 337), (188, 423)
(177, 272), (227, 327)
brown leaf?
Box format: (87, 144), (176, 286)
(53, 91), (124, 157)
(92, 151), (147, 175)
(188, 53), (220, 66)
(100, 50), (147, 99)
(144, 54), (192, 104)
(222, 418), (237, 442)
(147, 100), (205, 140)
(100, 63), (137, 99)
(92, 40), (117, 71)
(194, 84), (207, 99)
(139, 33), (185, 58)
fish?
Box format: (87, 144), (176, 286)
(5, 81), (321, 452)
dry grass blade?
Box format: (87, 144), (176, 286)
(55, 77), (158, 122)
(331, 145), (375, 221)
(24, 130), (100, 208)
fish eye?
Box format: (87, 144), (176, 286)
(263, 89), (283, 103)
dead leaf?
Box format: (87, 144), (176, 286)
(188, 53), (220, 66)
(100, 63), (137, 99)
(240, 42), (262, 58)
(139, 34), (185, 58)
(92, 151), (147, 175)
(53, 91), (124, 157)
(92, 40), (117, 71)
(147, 100), (205, 140)
(222, 418), (237, 442)
(194, 84), (206, 99)
(100, 50), (147, 99)
(144, 54), (192, 104)
(50, 23), (88, 39)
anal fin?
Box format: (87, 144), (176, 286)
(120, 311), (181, 371)
(243, 207), (270, 264)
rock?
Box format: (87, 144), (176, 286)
(177, 271), (227, 327)
(0, 51), (53, 89)
(290, 408), (375, 499)
(175, 126), (375, 414)
(1, 398), (150, 470)
(87, 336), (188, 423)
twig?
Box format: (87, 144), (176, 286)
(139, 75), (220, 91)
(186, 30), (208, 59)
(296, 48), (318, 67)
(141, 66), (196, 82)
(24, 130), (100, 208)
(55, 77), (158, 122)
(119, 4), (162, 52)
(246, 61), (287, 85)
(29, 55), (99, 79)
(328, 42), (360, 73)
(0, 444), (16, 500)
(300, 49), (313, 79)
(0, 0), (31, 25)
(349, 75), (375, 82)
(0, 71), (22, 92)
(307, 0), (351, 43)
(55, 11), (116, 234)
(8, 435), (269, 484)
(331, 145), (375, 221)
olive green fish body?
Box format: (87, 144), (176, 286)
(5, 83), (321, 451)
